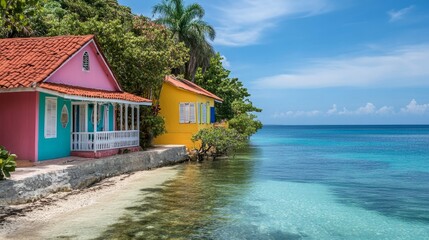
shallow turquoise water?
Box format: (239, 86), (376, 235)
(97, 125), (429, 239)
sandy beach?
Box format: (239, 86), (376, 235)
(0, 166), (180, 240)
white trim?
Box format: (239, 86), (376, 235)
(84, 104), (88, 132)
(131, 106), (135, 130)
(44, 97), (57, 138)
(71, 130), (139, 152)
(179, 102), (196, 124)
(120, 104), (123, 131)
(90, 39), (123, 91)
(41, 39), (123, 91)
(42, 40), (92, 84)
(0, 87), (151, 105)
(36, 88), (151, 106)
(137, 106), (140, 132)
(104, 104), (109, 131)
(93, 102), (98, 153)
(125, 104), (128, 131)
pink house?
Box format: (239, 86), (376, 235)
(0, 35), (151, 161)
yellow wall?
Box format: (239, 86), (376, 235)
(153, 82), (215, 150)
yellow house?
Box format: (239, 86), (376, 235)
(153, 75), (223, 149)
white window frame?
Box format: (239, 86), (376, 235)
(45, 97), (57, 138)
(202, 103), (207, 124)
(179, 102), (196, 124)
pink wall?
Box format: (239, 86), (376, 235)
(46, 42), (120, 91)
(0, 92), (38, 161)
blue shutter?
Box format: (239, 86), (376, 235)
(210, 107), (216, 123)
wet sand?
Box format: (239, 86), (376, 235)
(0, 166), (180, 240)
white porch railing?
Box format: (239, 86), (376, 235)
(71, 130), (139, 151)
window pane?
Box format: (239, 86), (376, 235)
(45, 98), (57, 138)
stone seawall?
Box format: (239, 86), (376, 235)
(0, 146), (188, 205)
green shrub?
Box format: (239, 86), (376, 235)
(139, 105), (166, 149)
(0, 146), (17, 180)
(191, 127), (245, 160)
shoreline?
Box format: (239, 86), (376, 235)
(0, 165), (181, 240)
(0, 146), (188, 205)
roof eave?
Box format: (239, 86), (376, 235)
(30, 87), (151, 105)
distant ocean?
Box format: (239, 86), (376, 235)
(98, 125), (429, 239)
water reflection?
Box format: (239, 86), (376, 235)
(95, 147), (257, 240)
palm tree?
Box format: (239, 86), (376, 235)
(152, 0), (215, 81)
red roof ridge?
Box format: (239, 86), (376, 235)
(165, 75), (223, 102)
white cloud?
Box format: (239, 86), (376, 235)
(273, 110), (322, 118)
(272, 100), (429, 119)
(213, 0), (334, 46)
(376, 106), (395, 115)
(220, 55), (231, 68)
(339, 103), (376, 115)
(326, 104), (337, 115)
(401, 99), (429, 114)
(255, 44), (429, 89)
(274, 102), (398, 119)
(388, 5), (414, 22)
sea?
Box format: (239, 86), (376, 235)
(95, 125), (429, 240)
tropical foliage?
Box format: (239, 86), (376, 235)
(191, 127), (245, 161)
(0, 146), (17, 180)
(152, 0), (215, 80)
(1, 0), (262, 150)
(0, 0), (45, 37)
(195, 54), (262, 138)
(139, 106), (166, 149)
(229, 100), (263, 138)
(11, 0), (189, 148)
(195, 53), (252, 120)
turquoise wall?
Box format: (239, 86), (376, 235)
(38, 92), (71, 161)
(109, 104), (114, 131)
(87, 104), (114, 132)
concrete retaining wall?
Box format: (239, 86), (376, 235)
(0, 146), (188, 205)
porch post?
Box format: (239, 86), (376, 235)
(125, 104), (129, 131)
(131, 105), (135, 130)
(113, 103), (116, 131)
(137, 105), (140, 146)
(136, 106), (140, 131)
(94, 102), (98, 152)
(120, 104), (123, 131)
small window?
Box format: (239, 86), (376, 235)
(45, 97), (57, 138)
(83, 51), (90, 71)
(179, 102), (196, 124)
(61, 104), (69, 128)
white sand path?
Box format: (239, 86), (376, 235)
(0, 166), (180, 240)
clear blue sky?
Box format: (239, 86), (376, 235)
(118, 0), (429, 125)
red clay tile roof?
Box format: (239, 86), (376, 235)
(0, 35), (94, 88)
(165, 75), (223, 102)
(40, 83), (151, 103)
